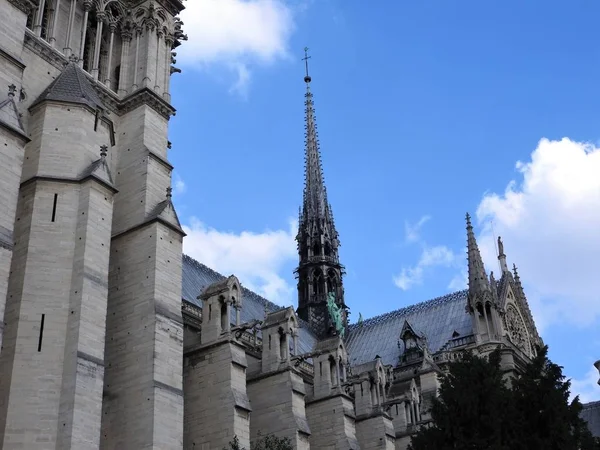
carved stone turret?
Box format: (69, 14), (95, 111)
(198, 275), (242, 344)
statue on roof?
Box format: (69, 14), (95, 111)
(498, 236), (504, 255)
(326, 291), (345, 337)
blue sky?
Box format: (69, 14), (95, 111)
(169, 0), (600, 402)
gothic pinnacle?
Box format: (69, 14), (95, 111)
(466, 212), (490, 302)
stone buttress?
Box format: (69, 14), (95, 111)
(0, 59), (116, 449)
(305, 336), (359, 449)
(351, 358), (395, 450)
(0, 84), (29, 352)
(183, 276), (252, 450)
(247, 307), (311, 449)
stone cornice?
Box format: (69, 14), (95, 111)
(91, 83), (120, 116)
(20, 174), (118, 194)
(0, 120), (30, 142)
(24, 31), (66, 71)
(0, 46), (26, 72)
(147, 148), (174, 171)
(7, 0), (35, 14)
(23, 32), (175, 119)
(119, 87), (176, 120)
(110, 210), (185, 241)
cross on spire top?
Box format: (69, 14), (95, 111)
(302, 47), (312, 83)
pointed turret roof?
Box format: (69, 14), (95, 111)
(30, 62), (105, 111)
(0, 84), (28, 140)
(466, 213), (491, 305)
(80, 145), (116, 190)
(298, 49), (338, 240)
(148, 186), (185, 235)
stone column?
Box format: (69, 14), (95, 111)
(78, 0), (93, 66)
(163, 36), (173, 100)
(132, 26), (141, 90)
(104, 22), (116, 88)
(91, 11), (105, 79)
(48, 0), (60, 46)
(33, 0), (46, 36)
(117, 29), (132, 95)
(154, 29), (162, 91)
(63, 0), (76, 56)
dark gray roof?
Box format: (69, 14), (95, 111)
(30, 62), (105, 111)
(345, 290), (472, 366)
(182, 255), (316, 355)
(582, 401), (600, 437)
(0, 96), (27, 139)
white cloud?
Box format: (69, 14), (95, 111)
(173, 172), (186, 195)
(474, 137), (600, 331)
(182, 218), (298, 305)
(570, 364), (600, 404)
(404, 215), (431, 243)
(448, 267), (468, 292)
(394, 245), (459, 291)
(178, 0), (296, 93)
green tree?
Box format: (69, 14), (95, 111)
(224, 432), (293, 450)
(511, 346), (597, 450)
(409, 345), (598, 450)
(409, 348), (513, 450)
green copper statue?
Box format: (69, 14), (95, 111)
(326, 292), (345, 337)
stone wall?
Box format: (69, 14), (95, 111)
(247, 369), (311, 450)
(184, 340), (251, 449)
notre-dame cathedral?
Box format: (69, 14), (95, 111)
(1, 0), (596, 448)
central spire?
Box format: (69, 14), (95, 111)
(295, 48), (346, 339)
(300, 47), (334, 227)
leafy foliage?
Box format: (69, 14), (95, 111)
(224, 432), (293, 450)
(409, 346), (598, 450)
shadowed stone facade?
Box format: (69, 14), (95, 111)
(2, 0), (595, 449)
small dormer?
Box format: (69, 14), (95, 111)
(198, 275), (242, 345)
(399, 320), (428, 364)
(261, 307), (299, 373)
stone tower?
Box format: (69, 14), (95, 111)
(295, 49), (347, 339)
(0, 0), (187, 447)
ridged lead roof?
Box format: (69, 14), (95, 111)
(182, 255), (474, 366)
(345, 290), (472, 366)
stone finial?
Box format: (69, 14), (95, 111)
(100, 145), (108, 160)
(68, 54), (79, 63)
(166, 186), (172, 199)
(8, 84), (16, 98)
